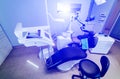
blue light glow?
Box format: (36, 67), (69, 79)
(57, 3), (71, 13)
(57, 2), (81, 13)
(95, 0), (106, 5)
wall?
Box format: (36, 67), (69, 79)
(47, 0), (91, 35)
(109, 12), (120, 40)
(47, 0), (115, 35)
(0, 0), (116, 46)
(0, 0), (48, 46)
(91, 0), (115, 33)
(103, 0), (120, 35)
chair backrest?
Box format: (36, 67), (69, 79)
(100, 56), (110, 77)
(88, 36), (98, 48)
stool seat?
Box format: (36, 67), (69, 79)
(79, 59), (100, 78)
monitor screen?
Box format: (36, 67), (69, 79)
(109, 12), (120, 41)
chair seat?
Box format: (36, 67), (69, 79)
(46, 47), (87, 70)
(79, 59), (100, 78)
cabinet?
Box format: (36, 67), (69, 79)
(91, 34), (115, 54)
(0, 25), (12, 66)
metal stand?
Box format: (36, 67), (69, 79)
(39, 45), (53, 65)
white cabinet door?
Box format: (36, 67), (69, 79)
(0, 26), (12, 66)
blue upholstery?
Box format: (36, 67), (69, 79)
(46, 47), (87, 70)
(79, 59), (100, 78)
(100, 56), (110, 77)
(72, 56), (110, 79)
(77, 31), (98, 48)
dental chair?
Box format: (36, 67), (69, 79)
(46, 28), (98, 71)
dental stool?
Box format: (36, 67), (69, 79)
(46, 47), (87, 71)
(72, 56), (110, 79)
